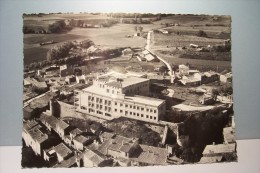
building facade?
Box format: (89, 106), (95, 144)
(74, 75), (166, 123)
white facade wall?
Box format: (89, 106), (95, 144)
(22, 130), (42, 156)
(73, 140), (84, 151)
(74, 77), (165, 123)
(75, 90), (165, 123)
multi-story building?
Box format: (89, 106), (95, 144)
(74, 73), (166, 123)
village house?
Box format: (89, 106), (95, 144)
(76, 75), (86, 84)
(39, 112), (59, 131)
(60, 65), (74, 77)
(65, 75), (76, 84)
(56, 120), (71, 139)
(83, 149), (113, 167)
(24, 70), (36, 78)
(130, 144), (169, 166)
(178, 64), (189, 76)
(220, 72), (232, 83)
(69, 128), (82, 140)
(135, 53), (146, 61)
(98, 132), (139, 159)
(52, 143), (73, 163)
(200, 143), (236, 163)
(22, 120), (48, 156)
(178, 76), (201, 86)
(199, 94), (215, 105)
(52, 153), (83, 168)
(194, 71), (219, 84)
(142, 50), (158, 62)
(95, 132), (169, 166)
(23, 92), (57, 120)
(24, 77), (48, 91)
(122, 48), (133, 56)
(73, 135), (94, 150)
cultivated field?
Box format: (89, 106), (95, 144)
(23, 13), (232, 70)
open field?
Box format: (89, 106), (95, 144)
(153, 14), (231, 27)
(24, 33), (88, 64)
(23, 47), (49, 64)
(153, 33), (225, 47)
(154, 51), (231, 72)
(69, 25), (147, 48)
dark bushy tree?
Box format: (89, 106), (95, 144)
(197, 30), (208, 37)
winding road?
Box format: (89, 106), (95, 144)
(145, 31), (175, 83)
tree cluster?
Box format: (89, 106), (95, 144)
(79, 39), (94, 49)
(48, 20), (69, 33)
(46, 41), (75, 61)
(197, 30), (208, 38)
(93, 48), (122, 58)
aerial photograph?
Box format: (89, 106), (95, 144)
(22, 12), (236, 168)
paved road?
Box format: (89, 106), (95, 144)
(145, 30), (175, 83)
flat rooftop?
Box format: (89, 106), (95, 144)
(100, 76), (149, 89)
(83, 85), (164, 107)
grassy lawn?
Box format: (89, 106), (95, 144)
(69, 25), (147, 48)
(154, 51), (231, 72)
(24, 33), (86, 44)
(23, 47), (49, 64)
(153, 33), (225, 47)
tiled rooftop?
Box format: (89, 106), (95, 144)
(54, 143), (72, 158)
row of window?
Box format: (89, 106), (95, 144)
(114, 109), (157, 120)
(90, 109), (111, 117)
(88, 96), (111, 105)
(106, 88), (120, 94)
(114, 102), (157, 113)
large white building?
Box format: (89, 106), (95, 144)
(74, 72), (166, 123)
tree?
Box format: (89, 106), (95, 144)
(46, 41), (75, 61)
(139, 26), (143, 33)
(134, 26), (138, 32)
(197, 30), (208, 37)
(48, 20), (66, 33)
(211, 88), (219, 101)
(79, 39), (94, 49)
(159, 65), (169, 75)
